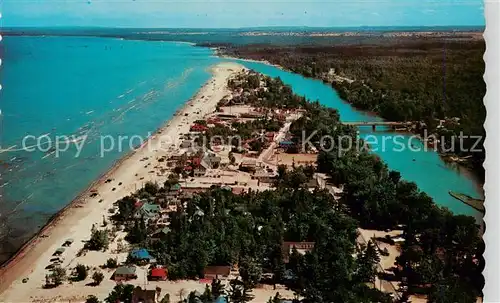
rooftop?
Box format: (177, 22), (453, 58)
(114, 265), (137, 276)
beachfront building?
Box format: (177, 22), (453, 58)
(190, 123), (209, 132)
(112, 266), (138, 282)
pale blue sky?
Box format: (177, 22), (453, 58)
(1, 0), (485, 28)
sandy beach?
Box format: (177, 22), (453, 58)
(0, 62), (253, 302)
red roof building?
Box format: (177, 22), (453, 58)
(149, 267), (168, 281)
(190, 124), (208, 132)
(192, 157), (201, 167)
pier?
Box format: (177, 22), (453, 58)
(343, 121), (416, 131)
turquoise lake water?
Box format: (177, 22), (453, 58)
(0, 36), (218, 262)
(0, 36), (482, 263)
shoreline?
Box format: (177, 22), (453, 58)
(0, 62), (245, 300)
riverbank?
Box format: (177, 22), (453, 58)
(0, 62), (245, 301)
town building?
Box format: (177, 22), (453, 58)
(129, 248), (156, 264)
(203, 266), (232, 280)
(112, 266), (137, 281)
(202, 153), (222, 169)
(134, 203), (161, 223)
(148, 267), (168, 281)
(239, 158), (257, 172)
(282, 242), (315, 263)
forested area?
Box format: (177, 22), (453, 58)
(297, 105), (484, 302)
(221, 38), (486, 180)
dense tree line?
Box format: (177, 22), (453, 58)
(295, 105), (484, 301)
(115, 173), (390, 302)
(222, 39), (486, 180)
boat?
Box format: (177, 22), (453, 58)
(449, 191), (485, 213)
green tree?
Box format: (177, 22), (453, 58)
(74, 263), (88, 281)
(428, 276), (477, 303)
(50, 266), (66, 286)
(92, 271), (105, 286)
(105, 284), (134, 303)
(239, 257), (263, 287)
(228, 279), (254, 303)
(115, 196), (136, 221)
(85, 295), (100, 303)
(85, 229), (109, 251)
(200, 284), (212, 302)
(211, 278), (225, 300)
(143, 181), (159, 195)
(106, 258), (118, 268)
(355, 241), (380, 283)
(127, 217), (147, 244)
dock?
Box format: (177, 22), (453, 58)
(449, 191), (485, 213)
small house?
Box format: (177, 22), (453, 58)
(180, 140), (193, 149)
(253, 169), (276, 184)
(190, 123), (208, 132)
(202, 154), (222, 169)
(203, 266), (231, 280)
(282, 242), (315, 263)
(112, 266), (137, 281)
(129, 248), (155, 264)
(134, 203), (161, 222)
(265, 132), (275, 142)
(239, 159), (257, 172)
(148, 267), (168, 281)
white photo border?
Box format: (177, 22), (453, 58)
(484, 1), (500, 302)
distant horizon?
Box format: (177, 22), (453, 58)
(1, 25), (486, 31)
(2, 0), (484, 28)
